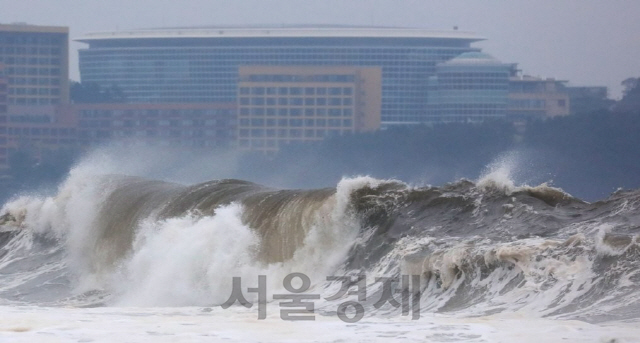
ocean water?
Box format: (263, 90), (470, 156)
(1, 159), (640, 342)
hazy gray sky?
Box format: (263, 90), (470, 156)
(1, 0), (638, 98)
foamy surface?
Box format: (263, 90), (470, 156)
(1, 306), (638, 343)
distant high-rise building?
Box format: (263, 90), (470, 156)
(237, 65), (381, 153)
(427, 52), (515, 122)
(76, 26), (484, 125)
(0, 23), (69, 106)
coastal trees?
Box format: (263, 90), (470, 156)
(615, 77), (640, 114)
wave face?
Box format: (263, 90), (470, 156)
(1, 169), (640, 322)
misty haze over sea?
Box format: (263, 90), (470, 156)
(4, 110), (640, 204)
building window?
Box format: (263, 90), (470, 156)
(328, 119), (342, 127)
(329, 109), (341, 117)
(329, 87), (342, 95)
(251, 108), (265, 116)
(251, 87), (265, 95)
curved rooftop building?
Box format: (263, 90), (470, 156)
(76, 26), (484, 125)
(427, 52), (515, 122)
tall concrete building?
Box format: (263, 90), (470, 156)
(237, 65), (381, 153)
(76, 26), (483, 125)
(0, 23), (69, 106)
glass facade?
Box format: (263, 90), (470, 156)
(77, 29), (481, 125)
(427, 52), (512, 122)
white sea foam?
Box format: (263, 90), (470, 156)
(1, 305), (638, 343)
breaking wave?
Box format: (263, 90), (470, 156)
(1, 162), (639, 323)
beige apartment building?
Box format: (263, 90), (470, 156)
(237, 65), (381, 153)
(508, 75), (569, 120)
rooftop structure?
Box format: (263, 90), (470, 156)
(77, 26), (483, 41)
